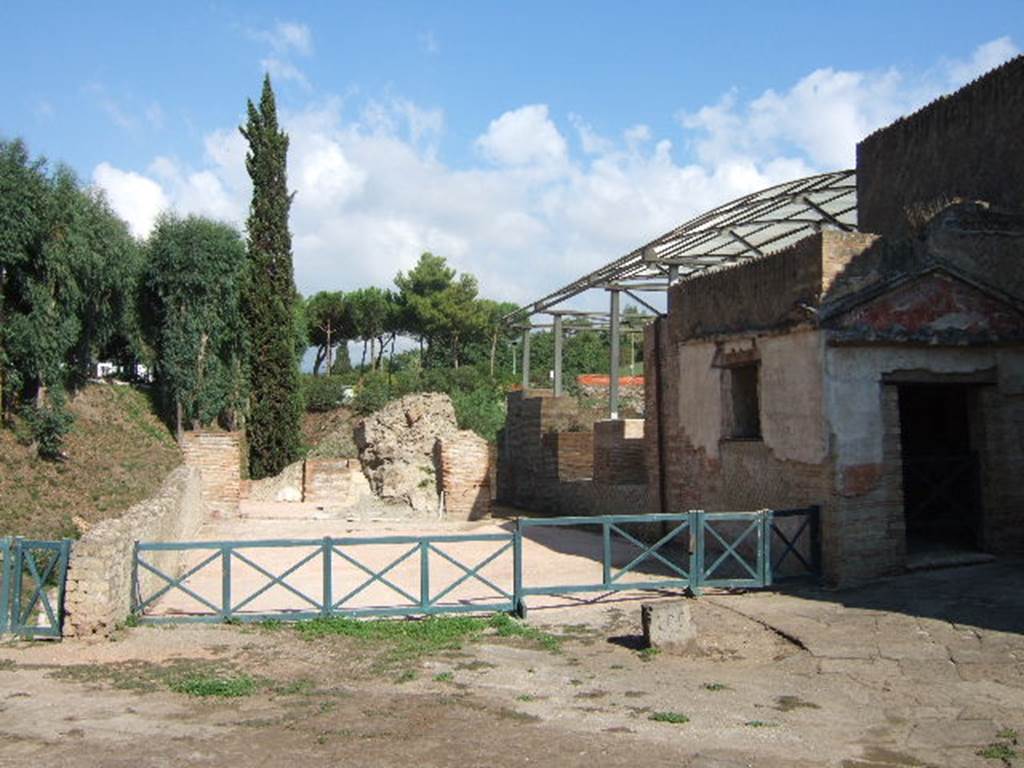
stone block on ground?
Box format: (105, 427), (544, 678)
(642, 600), (697, 651)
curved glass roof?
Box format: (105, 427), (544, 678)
(506, 170), (857, 324)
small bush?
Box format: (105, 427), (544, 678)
(351, 373), (393, 415)
(301, 374), (350, 413)
(22, 400), (74, 460)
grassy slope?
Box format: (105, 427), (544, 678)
(0, 384), (181, 539)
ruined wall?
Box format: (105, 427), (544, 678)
(64, 466), (203, 638)
(181, 431), (241, 514)
(437, 431), (493, 520)
(856, 55), (1024, 240)
(304, 459), (372, 507)
(542, 431), (593, 481)
(668, 231), (880, 339)
(593, 419), (646, 485)
(497, 390), (591, 512)
(825, 344), (1024, 582)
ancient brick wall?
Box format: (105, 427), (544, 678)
(64, 466), (204, 638)
(437, 431), (493, 520)
(304, 459), (367, 505)
(856, 55), (1024, 240)
(593, 419), (646, 485)
(542, 431), (593, 481)
(181, 431), (241, 514)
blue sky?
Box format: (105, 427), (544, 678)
(2, 2), (1022, 306)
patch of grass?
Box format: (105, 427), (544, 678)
(744, 720), (779, 728)
(487, 613), (561, 652)
(516, 694), (536, 702)
(433, 671), (454, 682)
(978, 743), (1017, 763)
(703, 682), (729, 691)
(169, 673), (257, 698)
(774, 695), (820, 712)
(297, 614), (491, 671)
(638, 646), (661, 662)
(395, 669), (418, 684)
(649, 711), (689, 724)
(272, 679), (316, 696)
(997, 729), (1019, 742)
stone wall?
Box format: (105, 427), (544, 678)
(181, 431), (241, 514)
(437, 431), (493, 520)
(64, 466), (204, 638)
(857, 55), (1024, 240)
(245, 460), (304, 502)
(304, 459), (371, 506)
(593, 419), (646, 485)
(542, 431), (593, 481)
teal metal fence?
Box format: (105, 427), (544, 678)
(133, 532), (517, 623)
(0, 537), (72, 638)
(132, 507), (820, 624)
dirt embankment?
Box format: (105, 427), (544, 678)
(0, 383), (181, 539)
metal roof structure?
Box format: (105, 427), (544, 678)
(505, 170), (857, 325)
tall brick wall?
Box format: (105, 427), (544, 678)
(181, 431), (241, 514)
(64, 466), (204, 637)
(542, 431), (593, 481)
(669, 231), (880, 339)
(857, 55), (1024, 239)
(437, 431), (493, 520)
(593, 419), (646, 485)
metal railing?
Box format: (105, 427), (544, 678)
(1, 537), (72, 638)
(132, 507), (821, 624)
(134, 532), (517, 623)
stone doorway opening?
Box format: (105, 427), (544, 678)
(896, 383), (982, 560)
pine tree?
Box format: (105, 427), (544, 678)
(240, 75), (301, 479)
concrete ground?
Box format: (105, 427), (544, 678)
(147, 501), (690, 618)
(2, 501), (1022, 767)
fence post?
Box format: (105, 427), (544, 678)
(689, 511), (703, 596)
(0, 538), (11, 634)
(419, 540), (430, 613)
(762, 509), (773, 587)
(809, 505), (823, 578)
(322, 538), (333, 617)
(513, 520), (526, 619)
(601, 519), (612, 587)
(221, 545), (232, 621)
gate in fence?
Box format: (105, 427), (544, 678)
(0, 537), (72, 637)
(132, 507), (820, 624)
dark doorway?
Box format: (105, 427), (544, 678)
(897, 384), (981, 555)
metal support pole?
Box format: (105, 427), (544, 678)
(322, 537), (333, 617)
(419, 540), (431, 612)
(609, 290), (621, 419)
(553, 315), (564, 396)
(221, 546), (232, 620)
(521, 329), (531, 391)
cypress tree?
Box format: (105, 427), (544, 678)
(240, 75), (301, 478)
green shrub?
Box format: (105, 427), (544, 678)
(22, 400), (74, 460)
(452, 387), (506, 443)
(351, 373), (393, 415)
(300, 374), (349, 413)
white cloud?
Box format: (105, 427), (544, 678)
(90, 37), (1018, 311)
(945, 36), (1018, 85)
(92, 163), (169, 237)
(418, 30), (440, 55)
(262, 57), (311, 90)
(476, 104), (568, 167)
(252, 20), (313, 57)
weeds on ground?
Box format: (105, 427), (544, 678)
(979, 728), (1020, 765)
(516, 694), (535, 702)
(649, 711), (689, 724)
(744, 720), (779, 728)
(395, 669), (418, 684)
(703, 682), (729, 691)
(487, 613), (561, 652)
(638, 646), (661, 662)
(433, 671), (454, 683)
(169, 673), (257, 698)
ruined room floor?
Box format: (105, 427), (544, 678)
(2, 560), (1022, 768)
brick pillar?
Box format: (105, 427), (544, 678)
(181, 431), (242, 515)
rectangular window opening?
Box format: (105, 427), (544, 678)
(728, 364), (761, 439)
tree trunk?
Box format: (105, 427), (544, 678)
(360, 340), (367, 369)
(489, 332), (497, 378)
